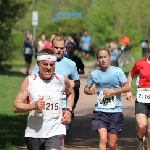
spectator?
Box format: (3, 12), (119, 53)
(140, 36), (148, 58)
(79, 30), (92, 61)
(37, 35), (47, 52)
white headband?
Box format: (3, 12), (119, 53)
(37, 55), (57, 62)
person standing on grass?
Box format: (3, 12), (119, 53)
(37, 34), (47, 52)
(140, 36), (148, 58)
(13, 50), (74, 150)
(84, 47), (130, 150)
(66, 42), (85, 118)
(23, 33), (34, 75)
(126, 44), (150, 150)
(79, 30), (92, 61)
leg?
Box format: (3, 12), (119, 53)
(98, 128), (108, 150)
(107, 133), (118, 150)
(85, 52), (90, 61)
(82, 50), (86, 61)
(147, 118), (150, 150)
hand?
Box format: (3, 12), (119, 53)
(34, 96), (45, 110)
(89, 88), (98, 95)
(70, 80), (75, 88)
(61, 110), (71, 124)
(103, 89), (114, 96)
(126, 91), (132, 101)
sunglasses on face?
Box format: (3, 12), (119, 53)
(54, 46), (65, 50)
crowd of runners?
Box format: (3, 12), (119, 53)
(13, 32), (150, 150)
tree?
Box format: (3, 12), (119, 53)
(0, 0), (30, 69)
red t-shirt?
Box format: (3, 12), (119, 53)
(131, 58), (150, 88)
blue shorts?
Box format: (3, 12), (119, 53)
(92, 111), (124, 134)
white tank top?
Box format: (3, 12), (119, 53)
(25, 73), (66, 138)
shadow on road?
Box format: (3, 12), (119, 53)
(64, 109), (138, 150)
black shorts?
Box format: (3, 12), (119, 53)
(24, 54), (32, 64)
(92, 111), (124, 134)
(25, 135), (63, 150)
(135, 101), (150, 117)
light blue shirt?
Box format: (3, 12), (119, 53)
(110, 49), (119, 62)
(80, 35), (92, 51)
(31, 57), (79, 108)
(86, 66), (127, 113)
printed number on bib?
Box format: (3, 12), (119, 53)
(97, 92), (116, 108)
(25, 48), (32, 54)
(43, 98), (60, 118)
(137, 88), (150, 103)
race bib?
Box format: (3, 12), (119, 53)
(97, 92), (116, 108)
(25, 48), (32, 54)
(42, 97), (60, 118)
(136, 88), (150, 103)
(141, 42), (147, 48)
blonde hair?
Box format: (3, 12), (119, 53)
(96, 46), (110, 59)
(52, 35), (66, 45)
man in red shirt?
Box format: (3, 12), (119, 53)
(126, 46), (150, 150)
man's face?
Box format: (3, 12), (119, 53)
(52, 40), (66, 59)
(38, 60), (55, 80)
(66, 44), (74, 56)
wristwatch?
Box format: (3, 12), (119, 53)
(65, 107), (72, 114)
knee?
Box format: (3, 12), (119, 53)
(100, 137), (107, 145)
(137, 123), (147, 130)
(147, 127), (150, 134)
(108, 141), (116, 149)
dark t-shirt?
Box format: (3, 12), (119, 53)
(68, 55), (84, 73)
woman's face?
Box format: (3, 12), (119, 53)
(97, 50), (110, 68)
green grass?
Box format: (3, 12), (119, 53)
(0, 60), (28, 150)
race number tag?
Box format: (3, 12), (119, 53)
(97, 92), (116, 108)
(136, 88), (150, 103)
(121, 46), (125, 51)
(25, 48), (32, 54)
(43, 97), (60, 118)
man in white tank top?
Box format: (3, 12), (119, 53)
(13, 50), (74, 150)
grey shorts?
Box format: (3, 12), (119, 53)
(25, 135), (63, 150)
(135, 101), (150, 118)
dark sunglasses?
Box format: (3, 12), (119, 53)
(54, 46), (65, 50)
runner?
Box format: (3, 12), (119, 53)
(13, 50), (74, 150)
(66, 42), (85, 118)
(84, 47), (130, 150)
(126, 45), (150, 150)
(31, 35), (80, 145)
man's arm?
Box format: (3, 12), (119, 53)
(64, 76), (75, 109)
(13, 77), (44, 113)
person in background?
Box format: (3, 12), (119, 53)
(140, 36), (149, 58)
(66, 42), (85, 118)
(43, 34), (56, 50)
(109, 41), (119, 66)
(79, 30), (92, 61)
(23, 33), (34, 75)
(37, 34), (47, 52)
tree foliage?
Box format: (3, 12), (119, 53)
(0, 0), (29, 67)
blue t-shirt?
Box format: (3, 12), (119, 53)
(80, 35), (92, 51)
(110, 49), (119, 62)
(31, 57), (79, 108)
(86, 66), (127, 113)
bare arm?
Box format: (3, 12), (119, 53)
(84, 85), (98, 95)
(64, 76), (75, 109)
(13, 77), (44, 113)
